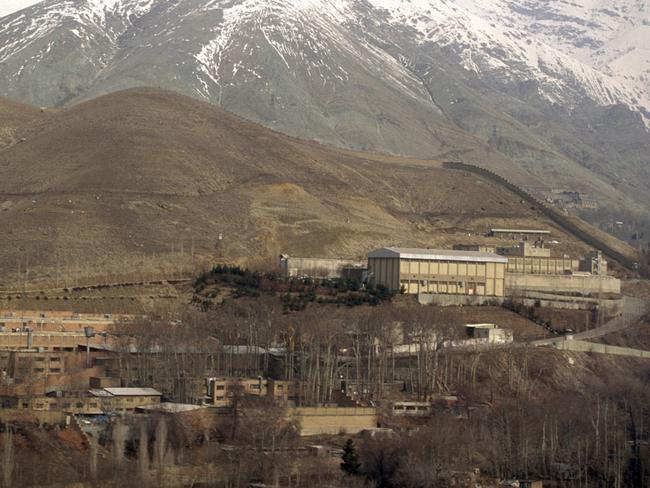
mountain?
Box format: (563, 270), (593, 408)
(0, 87), (613, 287)
(0, 0), (648, 221)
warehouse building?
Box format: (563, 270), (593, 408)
(367, 247), (507, 297)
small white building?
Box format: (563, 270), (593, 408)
(465, 323), (513, 345)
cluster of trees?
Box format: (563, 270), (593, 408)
(103, 297), (650, 487)
(338, 373), (650, 488)
(192, 265), (393, 312)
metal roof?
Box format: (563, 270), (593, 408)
(368, 247), (508, 264)
(103, 387), (162, 397)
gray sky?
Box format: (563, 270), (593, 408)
(0, 0), (43, 17)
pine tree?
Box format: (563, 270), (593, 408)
(341, 438), (361, 476)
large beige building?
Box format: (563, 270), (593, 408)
(368, 248), (507, 297)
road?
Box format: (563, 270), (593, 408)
(531, 296), (650, 357)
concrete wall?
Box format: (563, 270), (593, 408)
(290, 407), (377, 436)
(505, 273), (620, 295)
(552, 339), (650, 358)
(418, 293), (503, 307)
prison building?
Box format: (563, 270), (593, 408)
(498, 241), (579, 275)
(489, 228), (551, 240)
(367, 248), (507, 297)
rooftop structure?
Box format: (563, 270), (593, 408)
(489, 229), (551, 240)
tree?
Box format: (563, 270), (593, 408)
(341, 439), (361, 476)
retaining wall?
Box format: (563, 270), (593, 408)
(417, 294), (503, 307)
(552, 339), (650, 358)
(505, 273), (621, 295)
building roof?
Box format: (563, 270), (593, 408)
(490, 228), (551, 234)
(136, 402), (202, 413)
(100, 387), (162, 397)
(368, 247), (508, 264)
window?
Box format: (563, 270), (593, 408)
(216, 385), (225, 390)
(34, 368), (45, 373)
(250, 384), (260, 390)
(216, 396), (225, 401)
(50, 368), (61, 373)
(76, 402), (83, 408)
(127, 398), (133, 402)
(90, 403), (98, 408)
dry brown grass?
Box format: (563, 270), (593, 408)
(0, 88), (604, 288)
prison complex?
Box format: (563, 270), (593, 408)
(368, 248), (507, 297)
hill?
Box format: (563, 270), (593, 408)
(0, 88), (624, 288)
(0, 0), (649, 227)
(0, 96), (41, 147)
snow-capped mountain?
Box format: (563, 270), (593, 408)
(0, 0), (649, 213)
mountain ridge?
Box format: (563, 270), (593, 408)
(0, 0), (649, 228)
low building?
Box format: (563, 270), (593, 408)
(390, 401), (432, 417)
(206, 377), (297, 407)
(465, 324), (513, 345)
(89, 387), (162, 414)
(489, 229), (551, 240)
(2, 390), (103, 415)
(498, 241), (580, 275)
(279, 255), (365, 279)
(368, 247), (507, 297)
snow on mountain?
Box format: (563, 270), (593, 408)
(0, 0), (647, 118)
(366, 0), (650, 118)
(1, 0), (649, 220)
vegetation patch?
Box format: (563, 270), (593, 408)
(191, 264), (394, 311)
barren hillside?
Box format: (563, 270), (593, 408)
(0, 96), (41, 147)
(0, 88), (611, 288)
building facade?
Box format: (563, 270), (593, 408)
(368, 248), (507, 297)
